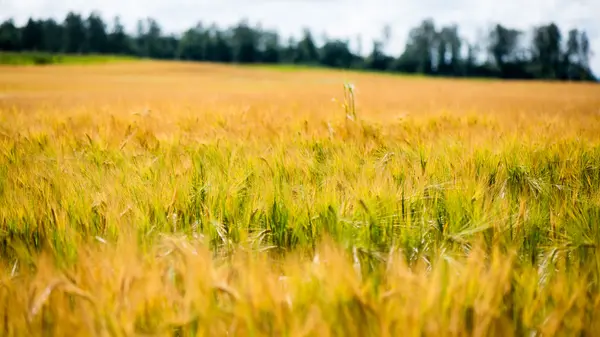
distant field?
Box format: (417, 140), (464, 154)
(0, 51), (137, 65)
(1, 61), (600, 336)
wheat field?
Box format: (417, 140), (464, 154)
(1, 61), (600, 336)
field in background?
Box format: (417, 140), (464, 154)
(1, 61), (600, 336)
(0, 51), (137, 66)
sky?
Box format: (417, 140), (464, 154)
(1, 0), (599, 76)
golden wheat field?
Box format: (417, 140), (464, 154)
(1, 61), (600, 336)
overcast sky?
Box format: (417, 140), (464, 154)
(2, 0), (599, 75)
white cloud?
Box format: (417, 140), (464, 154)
(1, 0), (599, 75)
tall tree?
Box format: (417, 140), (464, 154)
(565, 29), (579, 75)
(580, 31), (590, 71)
(320, 39), (354, 68)
(159, 34), (178, 59)
(63, 12), (87, 53)
(108, 16), (130, 54)
(260, 30), (281, 63)
(86, 12), (108, 53)
(231, 20), (259, 63)
(366, 25), (393, 71)
(366, 41), (389, 71)
(295, 29), (319, 64)
(21, 19), (43, 51)
(437, 25), (462, 75)
(531, 23), (562, 79)
(488, 24), (523, 77)
(177, 24), (206, 61)
(575, 31), (595, 81)
(395, 19), (437, 74)
(145, 19), (163, 58)
(134, 18), (169, 58)
(562, 29), (595, 81)
(40, 19), (63, 52)
(0, 19), (21, 51)
(212, 28), (233, 62)
(134, 19), (147, 56)
(281, 37), (297, 63)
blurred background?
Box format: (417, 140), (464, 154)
(1, 0), (597, 81)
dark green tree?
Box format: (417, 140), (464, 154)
(231, 20), (259, 63)
(366, 41), (390, 70)
(488, 24), (528, 78)
(108, 16), (131, 54)
(145, 19), (164, 58)
(39, 19), (63, 52)
(394, 19), (437, 74)
(212, 29), (233, 62)
(0, 19), (21, 50)
(259, 31), (281, 63)
(580, 31), (590, 72)
(86, 12), (108, 53)
(133, 18), (173, 59)
(177, 24), (207, 61)
(134, 19), (147, 56)
(63, 12), (87, 53)
(531, 23), (562, 79)
(320, 39), (354, 68)
(366, 25), (393, 71)
(576, 31), (595, 81)
(295, 29), (319, 64)
(436, 25), (462, 75)
(564, 29), (580, 80)
(281, 37), (297, 63)
(21, 19), (44, 51)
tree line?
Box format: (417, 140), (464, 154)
(0, 12), (595, 81)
